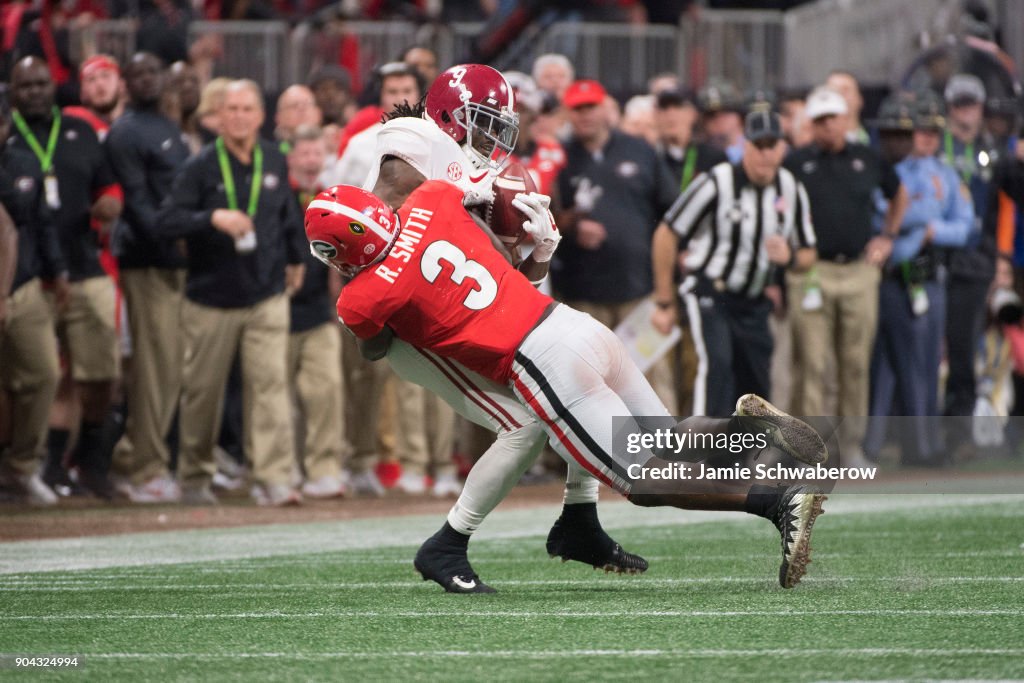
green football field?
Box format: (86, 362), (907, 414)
(1, 494), (1022, 681)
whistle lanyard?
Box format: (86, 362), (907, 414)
(944, 130), (973, 185)
(679, 145), (698, 192)
(12, 107), (61, 173)
(216, 137), (263, 216)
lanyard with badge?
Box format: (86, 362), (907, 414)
(679, 145), (698, 192)
(216, 136), (262, 252)
(12, 107), (62, 209)
(944, 130), (975, 185)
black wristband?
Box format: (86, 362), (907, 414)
(786, 249), (797, 270)
(654, 299), (674, 310)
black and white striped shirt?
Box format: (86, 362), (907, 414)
(664, 162), (816, 298)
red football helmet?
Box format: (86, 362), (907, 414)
(304, 185), (399, 278)
(425, 64), (519, 171)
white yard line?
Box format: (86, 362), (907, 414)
(3, 609), (1023, 621)
(1, 494), (1021, 575)
(2, 577), (1023, 591)
(33, 647), (1024, 659)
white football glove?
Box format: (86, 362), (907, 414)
(512, 192), (561, 263)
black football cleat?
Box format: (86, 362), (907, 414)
(546, 517), (648, 574)
(413, 536), (496, 594)
(769, 484), (827, 588)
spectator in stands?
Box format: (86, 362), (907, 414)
(0, 98), (67, 506)
(402, 45), (440, 84)
(620, 94), (659, 147)
(504, 71), (566, 197)
(784, 86), (908, 465)
(167, 61), (205, 154)
(654, 89), (727, 191)
(106, 52), (191, 503)
(308, 65), (354, 129)
(285, 124), (347, 499)
(326, 62), (421, 186)
(274, 85), (322, 152)
(65, 55), (124, 139)
(158, 79), (307, 507)
(648, 71), (681, 96)
(652, 111), (817, 416)
(698, 81), (746, 163)
(331, 62), (421, 174)
(825, 70), (869, 144)
(196, 77), (232, 137)
(778, 88), (813, 148)
(8, 56), (123, 499)
(532, 54), (574, 99)
(553, 78), (679, 410)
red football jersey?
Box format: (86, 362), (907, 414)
(338, 180), (553, 383)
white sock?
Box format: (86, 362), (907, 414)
(563, 461), (600, 505)
(447, 423), (547, 535)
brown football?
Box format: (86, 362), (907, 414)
(486, 161), (538, 248)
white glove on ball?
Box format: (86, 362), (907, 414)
(512, 192), (561, 263)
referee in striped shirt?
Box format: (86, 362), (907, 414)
(652, 110), (817, 416)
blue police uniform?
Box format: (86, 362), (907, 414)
(866, 154), (973, 464)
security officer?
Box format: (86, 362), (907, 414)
(0, 96), (68, 505)
(105, 52), (191, 502)
(652, 111), (818, 416)
(942, 74), (1000, 421)
(864, 94), (973, 466)
(7, 56), (123, 499)
(158, 79), (307, 506)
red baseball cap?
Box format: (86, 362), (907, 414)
(562, 80), (607, 109)
(80, 54), (120, 80)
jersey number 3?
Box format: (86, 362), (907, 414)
(420, 240), (497, 310)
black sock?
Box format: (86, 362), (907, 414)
(559, 501), (599, 526)
(47, 429), (70, 466)
(434, 522), (470, 550)
(745, 484), (782, 518)
(75, 420), (109, 474)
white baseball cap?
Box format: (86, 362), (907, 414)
(805, 87), (848, 120)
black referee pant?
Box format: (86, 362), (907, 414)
(682, 278), (773, 417)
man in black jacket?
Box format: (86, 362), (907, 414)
(158, 79), (307, 506)
(106, 52), (191, 503)
(0, 96), (68, 505)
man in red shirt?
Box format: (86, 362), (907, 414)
(307, 181), (830, 592)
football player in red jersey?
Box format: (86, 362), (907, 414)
(360, 80), (649, 591)
(308, 182), (830, 592)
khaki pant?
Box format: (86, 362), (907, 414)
(787, 261), (880, 451)
(111, 268), (185, 483)
(178, 295), (294, 488)
(55, 276), (120, 382)
(340, 329), (391, 473)
(565, 298), (678, 415)
(288, 322), (345, 481)
(394, 378), (455, 476)
(0, 280), (60, 475)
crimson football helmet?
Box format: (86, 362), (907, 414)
(425, 64), (519, 171)
(304, 185), (399, 278)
